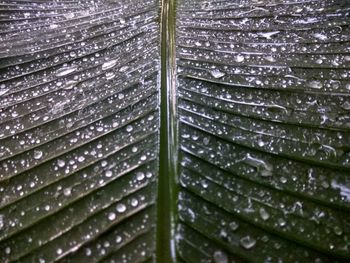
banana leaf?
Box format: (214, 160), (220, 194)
(0, 0), (349, 262)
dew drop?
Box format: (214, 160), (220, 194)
(116, 203), (126, 213)
(63, 187), (72, 196)
(56, 65), (78, 77)
(132, 146), (138, 153)
(278, 218), (287, 227)
(0, 214), (4, 230)
(333, 226), (343, 236)
(229, 221), (239, 231)
(258, 31), (280, 39)
(34, 150), (43, 160)
(211, 69), (225, 79)
(213, 250), (228, 263)
(106, 72), (116, 80)
(105, 170), (113, 178)
(234, 54), (244, 63)
(5, 247), (11, 255)
(240, 236), (256, 250)
(108, 212), (116, 221)
(307, 80), (322, 89)
(131, 198), (139, 207)
(257, 140), (265, 147)
(313, 33), (327, 41)
(57, 159), (65, 168)
(116, 235), (122, 243)
(259, 207), (270, 221)
(62, 80), (78, 90)
(102, 59), (118, 71)
(341, 101), (350, 110)
(136, 172), (145, 181)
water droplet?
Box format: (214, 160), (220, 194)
(341, 101), (350, 110)
(103, 241), (110, 248)
(307, 80), (322, 89)
(257, 140), (265, 147)
(313, 33), (327, 41)
(240, 236), (256, 250)
(213, 250), (228, 263)
(108, 212), (116, 221)
(259, 208), (270, 221)
(105, 170), (113, 178)
(102, 59), (118, 71)
(203, 137), (210, 145)
(0, 88), (9, 96)
(119, 66), (128, 72)
(136, 172), (145, 181)
(63, 187), (72, 197)
(131, 198), (139, 207)
(126, 125), (133, 132)
(57, 159), (65, 167)
(258, 31), (280, 39)
(333, 226), (343, 236)
(243, 153), (273, 177)
(34, 150), (43, 160)
(62, 80), (78, 90)
(132, 146), (138, 153)
(56, 65), (78, 77)
(278, 218), (287, 227)
(56, 248), (62, 255)
(5, 247), (11, 255)
(211, 69), (225, 79)
(200, 179), (208, 189)
(101, 160), (108, 167)
(229, 221), (239, 231)
(116, 235), (122, 243)
(116, 203), (126, 213)
(234, 54), (244, 63)
(106, 72), (115, 80)
(280, 177), (287, 184)
(0, 214), (4, 230)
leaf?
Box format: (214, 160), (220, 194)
(0, 0), (160, 262)
(1, 0), (350, 262)
(175, 0), (350, 262)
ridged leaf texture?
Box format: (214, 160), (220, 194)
(176, 0), (350, 262)
(0, 0), (159, 262)
(0, 0), (349, 262)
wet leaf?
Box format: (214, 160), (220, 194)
(176, 0), (350, 262)
(0, 0), (159, 262)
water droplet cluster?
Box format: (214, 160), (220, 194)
(0, 0), (160, 261)
(176, 0), (350, 261)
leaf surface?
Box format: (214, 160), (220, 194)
(0, 0), (160, 262)
(175, 0), (350, 262)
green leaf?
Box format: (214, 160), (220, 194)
(1, 0), (350, 262)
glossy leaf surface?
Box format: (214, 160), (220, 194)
(176, 0), (350, 262)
